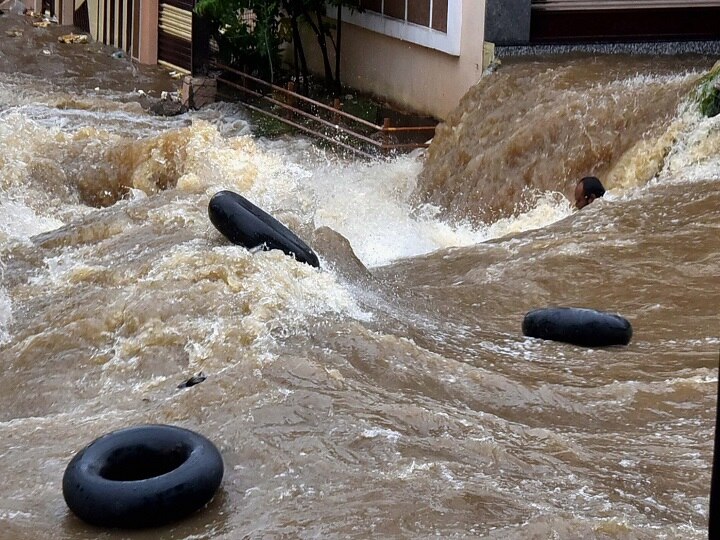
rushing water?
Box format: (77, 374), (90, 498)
(1, 12), (719, 540)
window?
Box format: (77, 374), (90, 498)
(346, 0), (461, 55)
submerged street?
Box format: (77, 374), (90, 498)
(1, 10), (719, 539)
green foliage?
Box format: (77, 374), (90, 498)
(195, 0), (363, 89)
(195, 0), (284, 81)
(695, 62), (720, 118)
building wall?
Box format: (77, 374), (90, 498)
(485, 0), (530, 45)
(33, 0), (485, 119)
(301, 1), (486, 120)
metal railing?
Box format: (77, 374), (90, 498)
(211, 61), (437, 159)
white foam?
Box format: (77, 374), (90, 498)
(308, 156), (573, 268)
(0, 198), (64, 240)
(28, 250), (84, 287)
(0, 287), (12, 345)
(361, 427), (401, 443)
(656, 108), (720, 184)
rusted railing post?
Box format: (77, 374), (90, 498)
(332, 98), (342, 125)
(286, 81), (295, 106)
(382, 117), (391, 154)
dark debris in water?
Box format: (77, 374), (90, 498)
(177, 372), (207, 389)
(147, 93), (187, 116)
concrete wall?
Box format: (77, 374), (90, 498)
(301, 1), (487, 120)
(485, 0), (530, 45)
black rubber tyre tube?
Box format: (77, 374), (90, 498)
(208, 190), (320, 268)
(62, 424), (224, 529)
(522, 307), (632, 347)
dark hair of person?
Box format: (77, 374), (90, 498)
(580, 176), (606, 199)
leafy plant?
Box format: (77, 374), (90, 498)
(696, 62), (720, 118)
(195, 0), (284, 82)
(195, 0), (363, 93)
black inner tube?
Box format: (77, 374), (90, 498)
(63, 424), (224, 529)
(522, 307), (632, 347)
(99, 444), (191, 481)
(208, 190), (320, 268)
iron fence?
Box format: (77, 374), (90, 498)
(211, 61), (437, 159)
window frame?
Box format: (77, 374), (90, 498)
(342, 0), (462, 56)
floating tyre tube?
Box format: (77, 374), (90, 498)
(522, 307), (632, 347)
(208, 190), (320, 268)
(63, 424), (224, 529)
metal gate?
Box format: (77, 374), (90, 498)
(158, 0), (193, 72)
(531, 0), (720, 42)
(74, 0), (133, 53)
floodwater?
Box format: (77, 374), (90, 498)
(1, 11), (719, 540)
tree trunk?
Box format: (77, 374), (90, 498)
(290, 15), (310, 95)
(313, 8), (334, 85)
(334, 3), (342, 96)
(282, 1), (310, 94)
(298, 4), (333, 86)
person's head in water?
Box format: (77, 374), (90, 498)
(574, 176), (605, 209)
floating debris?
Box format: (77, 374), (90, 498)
(5, 29), (22, 37)
(177, 373), (207, 389)
(58, 33), (89, 44)
(149, 92), (186, 116)
(32, 20), (51, 28)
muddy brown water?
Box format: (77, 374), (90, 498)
(0, 12), (719, 540)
